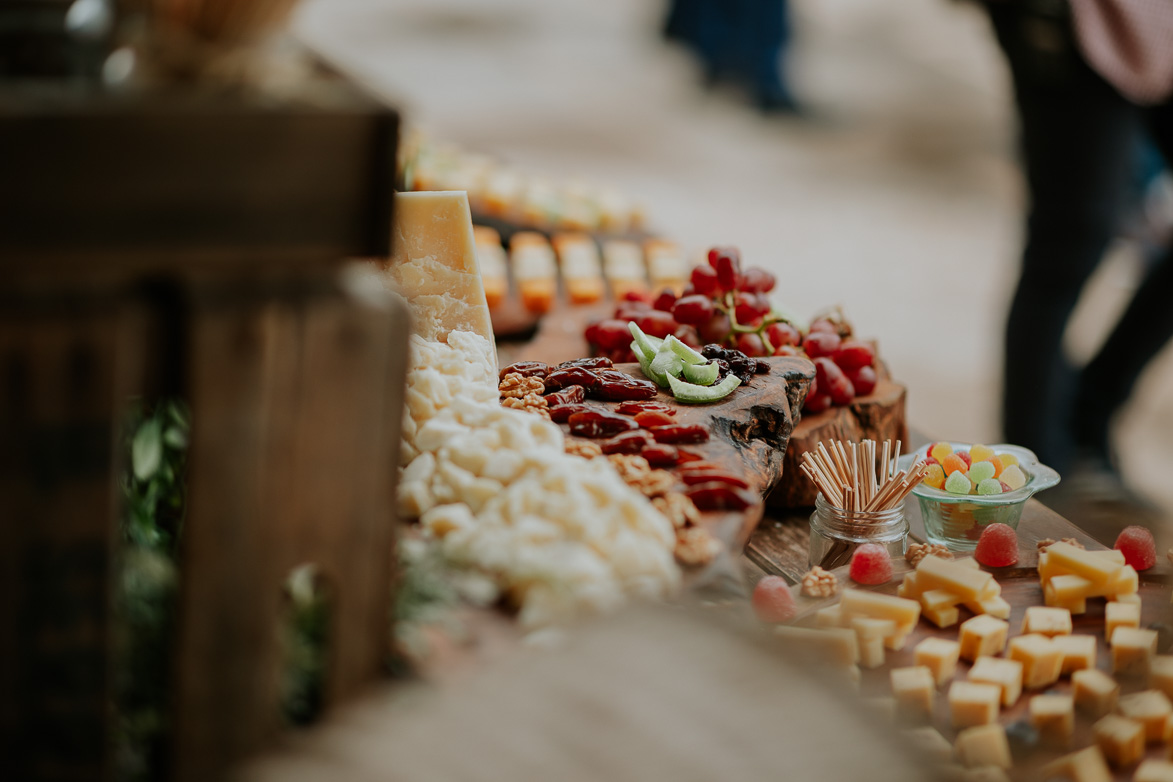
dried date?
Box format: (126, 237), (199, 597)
(545, 385), (587, 407)
(549, 403), (591, 424)
(556, 356), (614, 371)
(649, 424), (710, 444)
(568, 409), (640, 438)
(633, 410), (675, 428)
(639, 444), (680, 467)
(589, 370), (658, 401)
(685, 481), (755, 511)
(499, 361), (550, 381)
(615, 401), (676, 417)
(600, 430), (655, 455)
(544, 366), (600, 391)
(679, 471), (749, 489)
(676, 449), (705, 463)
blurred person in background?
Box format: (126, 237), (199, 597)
(663, 0), (798, 112)
(984, 0), (1173, 539)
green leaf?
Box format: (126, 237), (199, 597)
(162, 426), (187, 450)
(132, 417), (163, 482)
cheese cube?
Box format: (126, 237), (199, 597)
(954, 724), (1011, 770)
(1114, 564), (1139, 596)
(839, 589), (921, 634)
(1097, 548), (1128, 564)
(1052, 634), (1097, 675)
(921, 588), (964, 612)
(949, 681), (1002, 728)
(884, 632), (909, 652)
(1030, 693), (1075, 749)
(815, 604), (844, 628)
(859, 634), (885, 669)
(1047, 542), (1122, 587)
(865, 696), (898, 721)
(851, 616), (897, 641)
(924, 604), (961, 629)
(1112, 626), (1159, 676)
(1073, 668), (1120, 718)
(968, 656), (1023, 707)
(774, 626), (859, 667)
(964, 594), (1011, 620)
(891, 665), (936, 723)
(918, 555), (994, 601)
(959, 615), (1009, 662)
(1051, 595), (1089, 615)
(1136, 760), (1173, 782)
(1106, 600), (1141, 641)
(1150, 655), (1173, 700)
(1022, 605), (1072, 637)
(915, 637), (961, 686)
(954, 556), (981, 569)
(1113, 592), (1142, 605)
(1039, 746), (1112, 782)
(1047, 573), (1096, 602)
(903, 726), (953, 763)
(1093, 714), (1145, 767)
(1008, 633), (1063, 689)
(1118, 690), (1173, 742)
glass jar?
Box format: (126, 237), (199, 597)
(808, 493), (909, 570)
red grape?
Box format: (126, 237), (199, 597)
(831, 340), (875, 371)
(814, 357), (854, 406)
(708, 246), (741, 291)
(740, 267), (776, 293)
(680, 282), (696, 297)
(698, 312), (732, 344)
(652, 289), (677, 312)
(806, 375), (819, 398)
(614, 302), (649, 320)
(765, 321), (801, 348)
(803, 331), (841, 358)
(671, 294), (715, 326)
(635, 310), (678, 338)
(586, 319), (633, 350)
(808, 318), (836, 334)
(690, 265), (720, 297)
(733, 292), (771, 325)
(621, 290), (651, 304)
(846, 364), (876, 396)
(736, 332), (765, 357)
(673, 324), (702, 348)
(803, 392), (832, 413)
(773, 344), (801, 357)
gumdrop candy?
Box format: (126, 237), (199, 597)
(976, 477), (1003, 495)
(925, 456), (939, 467)
(945, 470), (972, 495)
(975, 523), (1018, 567)
(849, 543), (893, 585)
(1114, 526), (1157, 571)
(999, 481), (1012, 493)
(929, 442), (953, 463)
(987, 455), (1004, 477)
(1000, 464), (1026, 490)
(997, 452), (1018, 468)
(752, 575), (798, 622)
(924, 463), (946, 490)
(969, 444), (996, 463)
(956, 451), (972, 468)
(941, 453), (968, 476)
(968, 461), (996, 484)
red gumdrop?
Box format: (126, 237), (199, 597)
(956, 451), (972, 468)
(975, 523), (1018, 567)
(751, 575), (797, 623)
(998, 481), (1012, 493)
(924, 456), (939, 467)
(1114, 525), (1157, 571)
(849, 543), (893, 585)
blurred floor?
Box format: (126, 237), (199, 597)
(296, 0), (1173, 524)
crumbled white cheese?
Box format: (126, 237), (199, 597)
(398, 330), (680, 628)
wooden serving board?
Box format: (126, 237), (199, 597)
(553, 357), (814, 576)
(784, 527), (1173, 781)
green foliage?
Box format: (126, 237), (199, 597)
(279, 565), (331, 727)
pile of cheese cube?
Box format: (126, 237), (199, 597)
(1039, 541), (1139, 613)
(897, 555), (1011, 628)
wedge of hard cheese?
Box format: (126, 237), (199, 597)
(386, 191), (497, 366)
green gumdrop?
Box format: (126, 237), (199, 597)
(1000, 464), (1027, 490)
(977, 477), (1003, 496)
(967, 461), (996, 484)
(945, 471), (972, 495)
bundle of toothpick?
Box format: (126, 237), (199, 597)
(799, 438), (929, 513)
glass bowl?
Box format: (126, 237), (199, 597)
(897, 442), (1060, 552)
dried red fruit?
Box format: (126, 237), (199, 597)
(589, 370), (659, 401)
(568, 409), (640, 438)
(649, 424), (710, 444)
(633, 410), (675, 428)
(544, 366), (600, 391)
(600, 430), (655, 455)
(639, 444), (680, 467)
(549, 403), (591, 423)
(679, 471), (749, 489)
(544, 385), (586, 407)
(615, 401), (676, 416)
(499, 361), (550, 381)
(676, 449), (705, 463)
(556, 356), (614, 371)
(685, 481), (754, 511)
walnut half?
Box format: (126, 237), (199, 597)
(675, 526), (722, 567)
(501, 393), (550, 419)
(906, 542), (952, 569)
(800, 566), (838, 598)
(499, 372), (545, 399)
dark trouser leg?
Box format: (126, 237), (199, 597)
(1072, 100), (1173, 457)
(986, 2), (1141, 472)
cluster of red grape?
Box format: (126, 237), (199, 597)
(583, 246), (880, 413)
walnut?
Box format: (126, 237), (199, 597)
(800, 566), (838, 598)
(632, 469), (677, 498)
(674, 526), (722, 567)
(1037, 537), (1084, 553)
(499, 372), (545, 399)
(906, 542), (953, 568)
(652, 493), (701, 529)
(501, 393), (550, 419)
(607, 454), (651, 483)
(565, 439), (602, 459)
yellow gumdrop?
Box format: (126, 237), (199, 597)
(929, 442), (953, 462)
(924, 463), (946, 490)
(996, 452), (1018, 468)
(969, 444), (996, 463)
(1000, 464), (1026, 490)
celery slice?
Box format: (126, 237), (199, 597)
(667, 372), (741, 403)
(681, 360), (720, 386)
(632, 341), (670, 387)
(650, 350), (684, 380)
(662, 335), (707, 366)
(627, 322), (663, 360)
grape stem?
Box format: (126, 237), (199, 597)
(719, 292), (776, 354)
